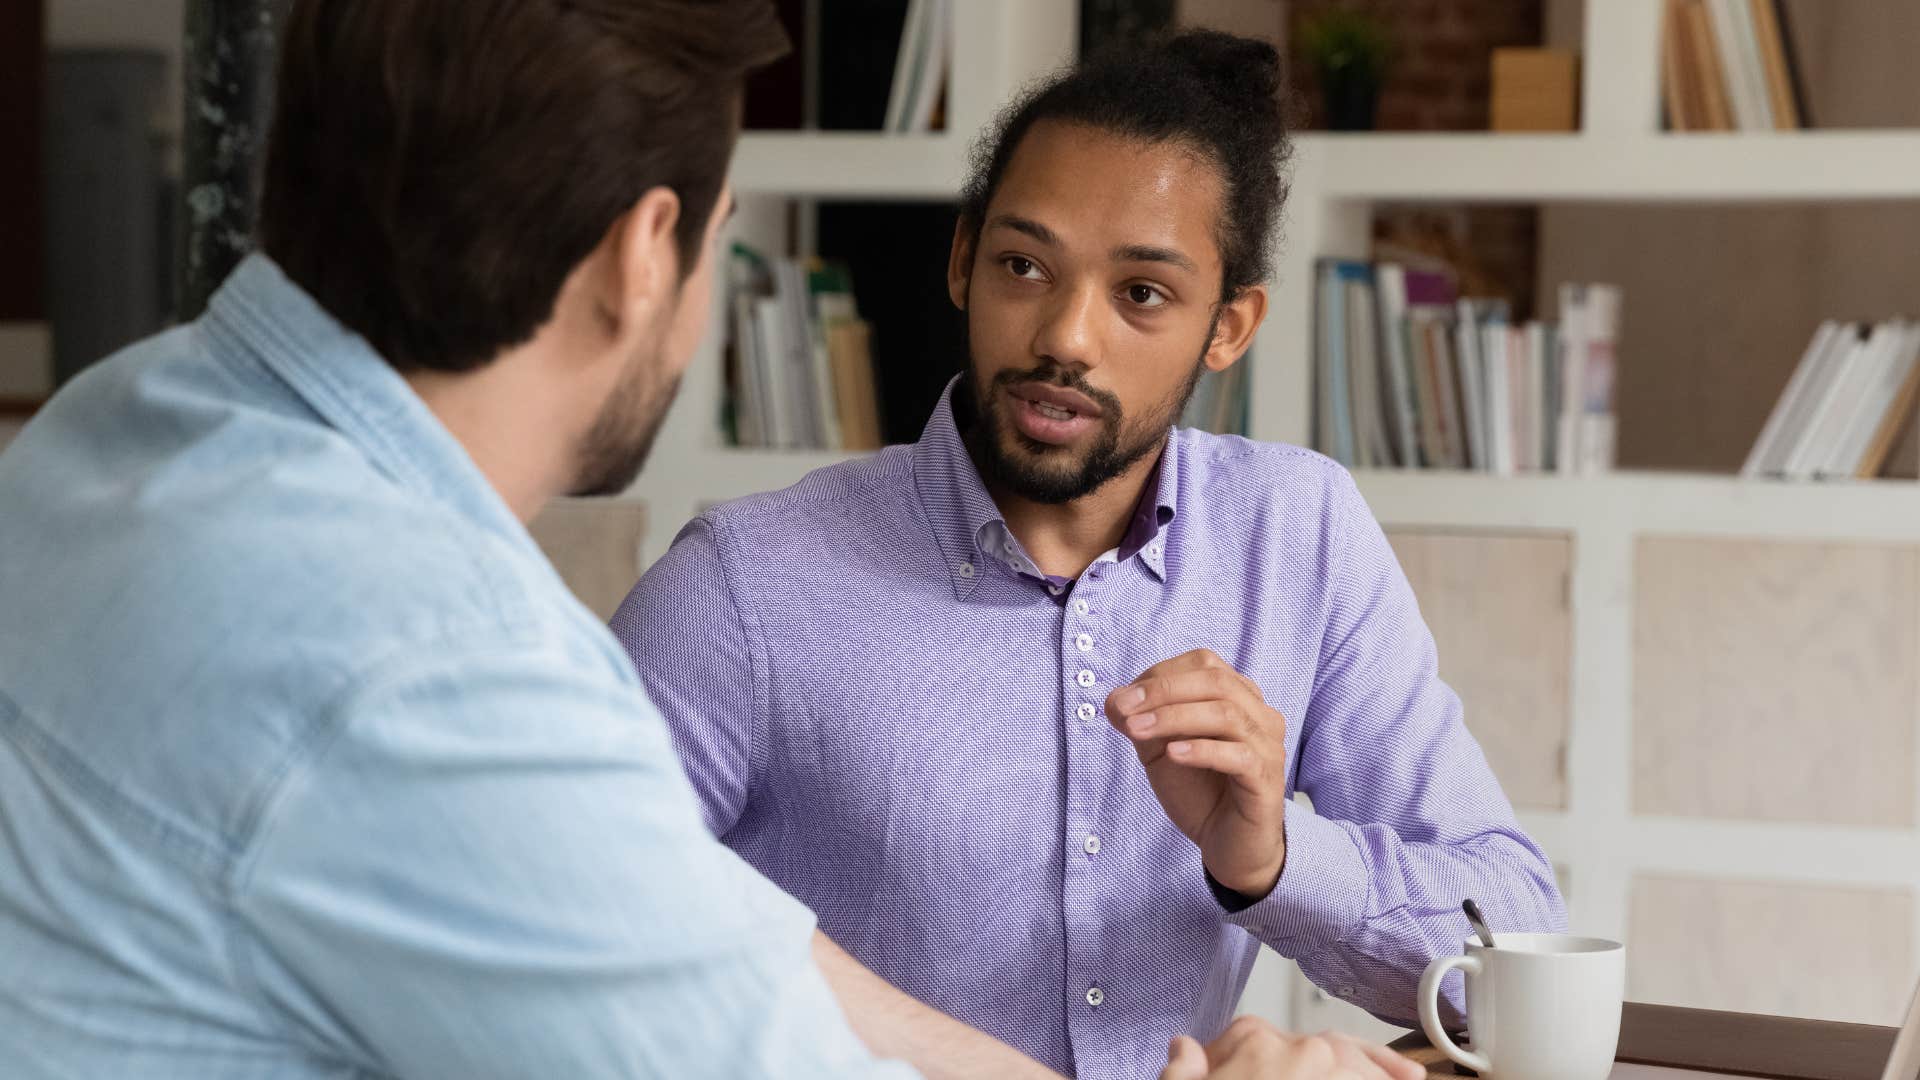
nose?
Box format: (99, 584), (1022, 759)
(1030, 281), (1102, 373)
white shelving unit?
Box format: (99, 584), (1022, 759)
(621, 0), (1920, 1038)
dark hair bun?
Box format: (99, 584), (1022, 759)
(1161, 28), (1285, 118)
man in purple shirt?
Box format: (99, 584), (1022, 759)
(615, 30), (1563, 1080)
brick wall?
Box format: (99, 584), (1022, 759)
(1287, 0), (1545, 131)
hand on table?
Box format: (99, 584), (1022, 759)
(1107, 649), (1291, 899)
(1159, 1017), (1425, 1080)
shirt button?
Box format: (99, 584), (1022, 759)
(1148, 544), (1162, 558)
(1076, 702), (1096, 722)
(955, 561), (975, 579)
(1046, 583), (1064, 596)
(1073, 599), (1090, 616)
(1075, 633), (1093, 653)
(1083, 834), (1101, 855)
(1085, 986), (1104, 1007)
(1076, 669), (1095, 688)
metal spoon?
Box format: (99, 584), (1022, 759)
(1462, 898), (1497, 949)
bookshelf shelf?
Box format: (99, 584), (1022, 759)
(731, 132), (966, 199)
(1305, 131), (1920, 202)
(1353, 467), (1920, 541)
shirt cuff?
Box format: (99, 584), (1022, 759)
(1221, 805), (1369, 949)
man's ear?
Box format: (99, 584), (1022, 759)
(947, 218), (976, 311)
(605, 186), (683, 333)
(1204, 284), (1268, 373)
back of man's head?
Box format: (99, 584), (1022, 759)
(257, 0), (788, 375)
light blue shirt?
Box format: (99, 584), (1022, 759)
(0, 255), (912, 1079)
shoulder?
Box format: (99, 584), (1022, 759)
(705, 445), (919, 545)
(655, 445), (923, 581)
(1171, 428), (1362, 536)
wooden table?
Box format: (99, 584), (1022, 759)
(1389, 1003), (1898, 1079)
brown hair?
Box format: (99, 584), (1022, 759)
(258, 0), (788, 373)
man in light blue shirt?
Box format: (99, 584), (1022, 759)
(0, 1), (923, 1076)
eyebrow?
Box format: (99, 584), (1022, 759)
(986, 214), (1198, 275)
(1113, 243), (1198, 274)
(985, 214), (1059, 247)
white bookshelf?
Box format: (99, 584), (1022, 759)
(620, 0), (1920, 1040)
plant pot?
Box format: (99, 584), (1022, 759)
(1321, 72), (1381, 131)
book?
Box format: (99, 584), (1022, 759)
(1373, 264), (1422, 468)
(1858, 330), (1920, 478)
(1782, 322), (1876, 480)
(1525, 321), (1551, 473)
(1683, 0), (1735, 131)
(1483, 314), (1515, 476)
(1429, 317), (1466, 468)
(1713, 0), (1774, 131)
(1770, 0), (1814, 128)
(1313, 260), (1357, 465)
(1453, 299), (1490, 471)
(1822, 322), (1918, 479)
(827, 320), (883, 450)
(1555, 283), (1586, 475)
(884, 0), (950, 133)
(1410, 311), (1444, 468)
(1577, 284), (1622, 474)
(1344, 270), (1393, 467)
(1748, 0), (1800, 129)
(728, 245), (774, 447)
(1742, 320), (1840, 478)
(1404, 269), (1460, 468)
(1662, 0), (1703, 131)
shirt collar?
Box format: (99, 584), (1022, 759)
(201, 254), (539, 560)
(912, 377), (1180, 600)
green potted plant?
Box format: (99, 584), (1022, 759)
(1299, 5), (1395, 131)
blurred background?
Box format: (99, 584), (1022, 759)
(9, 0), (1920, 1042)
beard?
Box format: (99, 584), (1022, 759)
(568, 343), (679, 498)
(960, 315), (1215, 506)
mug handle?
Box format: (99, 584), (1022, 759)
(1418, 954), (1491, 1075)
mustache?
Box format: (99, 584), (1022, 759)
(992, 365), (1123, 417)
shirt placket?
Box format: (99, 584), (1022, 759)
(1061, 557), (1117, 1065)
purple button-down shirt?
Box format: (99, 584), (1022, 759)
(613, 384), (1564, 1079)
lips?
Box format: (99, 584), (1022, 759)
(1010, 381), (1104, 419)
(1006, 383), (1101, 446)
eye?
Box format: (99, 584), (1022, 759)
(1124, 283), (1168, 308)
(1002, 256), (1046, 281)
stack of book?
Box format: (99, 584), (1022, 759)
(1661, 0), (1808, 131)
(1180, 364), (1250, 437)
(1741, 320), (1920, 481)
(726, 244), (884, 451)
(1314, 260), (1621, 476)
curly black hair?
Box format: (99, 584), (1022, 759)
(958, 29), (1293, 305)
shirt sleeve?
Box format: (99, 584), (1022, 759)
(1222, 469), (1567, 1027)
(609, 515), (762, 838)
(233, 642), (916, 1080)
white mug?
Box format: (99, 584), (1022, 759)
(1417, 932), (1625, 1080)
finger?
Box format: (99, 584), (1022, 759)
(1158, 1035), (1209, 1080)
(1161, 737), (1264, 780)
(1108, 666), (1255, 721)
(1119, 700), (1252, 744)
